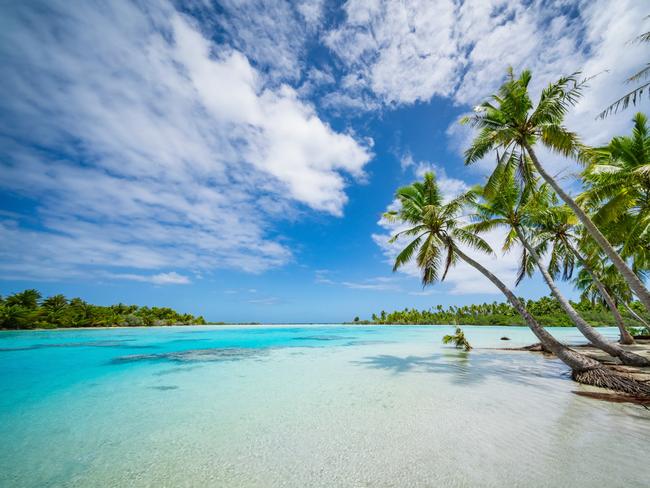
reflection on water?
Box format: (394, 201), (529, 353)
(0, 325), (648, 487)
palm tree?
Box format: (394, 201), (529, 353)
(385, 172), (650, 394)
(461, 69), (650, 313)
(466, 171), (648, 366)
(580, 112), (650, 270)
(0, 305), (31, 329)
(442, 327), (472, 351)
(531, 203), (636, 344)
(6, 289), (42, 309)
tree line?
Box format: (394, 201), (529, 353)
(364, 296), (650, 329)
(0, 289), (206, 329)
(383, 54), (650, 395)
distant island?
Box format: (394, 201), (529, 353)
(358, 295), (650, 330)
(0, 289), (207, 329)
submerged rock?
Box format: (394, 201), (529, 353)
(112, 347), (267, 364)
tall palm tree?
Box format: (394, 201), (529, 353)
(580, 112), (650, 270)
(531, 203), (635, 344)
(466, 172), (648, 365)
(461, 69), (650, 313)
(385, 172), (650, 394)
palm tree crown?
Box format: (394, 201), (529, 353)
(580, 112), (650, 267)
(461, 68), (586, 176)
(384, 172), (492, 286)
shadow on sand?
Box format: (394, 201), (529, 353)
(353, 350), (569, 387)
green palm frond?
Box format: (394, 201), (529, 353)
(417, 233), (442, 286)
(515, 247), (536, 286)
(386, 173), (491, 288)
(393, 234), (425, 272)
(538, 124), (581, 159)
(452, 228), (494, 255)
(598, 82), (650, 120)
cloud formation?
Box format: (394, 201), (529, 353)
(326, 0), (648, 142)
(0, 0), (370, 282)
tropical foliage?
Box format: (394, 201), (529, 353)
(579, 112), (650, 268)
(366, 296), (650, 329)
(442, 327), (472, 351)
(0, 289), (206, 329)
(461, 69), (650, 312)
(379, 61), (650, 391)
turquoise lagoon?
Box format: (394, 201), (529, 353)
(1, 325), (649, 487)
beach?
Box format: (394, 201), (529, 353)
(1, 325), (649, 487)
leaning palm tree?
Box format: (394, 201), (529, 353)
(466, 171), (648, 366)
(579, 112), (650, 270)
(385, 172), (650, 394)
(531, 203), (635, 344)
(461, 69), (650, 313)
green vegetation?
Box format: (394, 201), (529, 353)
(366, 296), (650, 328)
(0, 289), (206, 329)
(442, 327), (472, 351)
(379, 60), (650, 392)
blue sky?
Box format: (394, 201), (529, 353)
(0, 0), (647, 322)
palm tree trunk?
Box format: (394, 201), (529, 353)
(524, 142), (650, 313)
(453, 247), (597, 369)
(453, 247), (650, 396)
(620, 300), (650, 331)
(565, 243), (635, 344)
(515, 227), (649, 366)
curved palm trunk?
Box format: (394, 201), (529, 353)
(515, 227), (649, 366)
(453, 248), (598, 369)
(454, 247), (650, 396)
(524, 142), (650, 313)
(566, 243), (635, 344)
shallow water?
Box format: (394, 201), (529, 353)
(1, 325), (648, 487)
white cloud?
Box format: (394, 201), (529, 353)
(326, 0), (649, 144)
(0, 1), (371, 281)
(315, 270), (402, 291)
(325, 0), (459, 105)
(297, 0), (325, 27)
(400, 153), (415, 170)
(248, 296), (282, 305)
(196, 0), (321, 82)
(110, 272), (191, 285)
(406, 157), (470, 202)
(340, 278), (401, 291)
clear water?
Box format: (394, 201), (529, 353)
(1, 325), (648, 487)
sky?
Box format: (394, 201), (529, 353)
(0, 0), (648, 322)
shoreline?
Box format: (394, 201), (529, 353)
(0, 323), (622, 332)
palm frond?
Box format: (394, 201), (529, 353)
(597, 81), (650, 120)
(392, 234), (425, 271)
